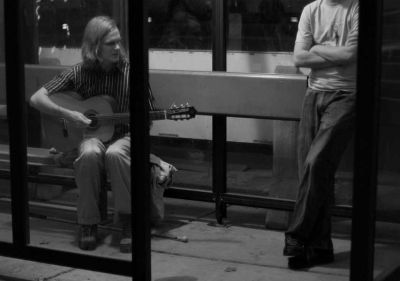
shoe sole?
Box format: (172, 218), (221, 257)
(78, 242), (96, 251)
(288, 255), (334, 270)
(283, 246), (304, 256)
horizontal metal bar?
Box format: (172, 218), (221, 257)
(220, 192), (353, 217)
(0, 170), (75, 186)
(0, 242), (132, 276)
(1, 171), (398, 223)
(164, 186), (215, 202)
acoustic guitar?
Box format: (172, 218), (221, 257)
(41, 92), (197, 152)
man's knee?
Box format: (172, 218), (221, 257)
(105, 145), (123, 160)
(77, 139), (104, 164)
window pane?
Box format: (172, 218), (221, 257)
(27, 0), (132, 261)
(0, 0), (12, 243)
(37, 0), (123, 66)
(147, 3), (216, 275)
(226, 0), (310, 224)
(148, 0), (212, 71)
(149, 0), (212, 50)
(225, 1), (354, 276)
(375, 0), (400, 277)
(148, 1), (213, 203)
(228, 0), (308, 52)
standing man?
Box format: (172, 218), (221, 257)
(30, 16), (175, 253)
(284, 0), (359, 269)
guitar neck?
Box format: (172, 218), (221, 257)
(96, 110), (167, 122)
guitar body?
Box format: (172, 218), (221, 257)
(41, 92), (115, 152)
(41, 91), (196, 152)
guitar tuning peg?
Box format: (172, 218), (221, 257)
(170, 103), (177, 109)
(180, 104), (184, 108)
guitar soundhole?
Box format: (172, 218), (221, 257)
(86, 112), (99, 130)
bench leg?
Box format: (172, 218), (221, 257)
(265, 120), (299, 229)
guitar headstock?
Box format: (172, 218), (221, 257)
(167, 103), (197, 120)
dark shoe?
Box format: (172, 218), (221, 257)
(284, 235), (305, 256)
(78, 224), (97, 251)
(119, 214), (132, 253)
(288, 248), (334, 270)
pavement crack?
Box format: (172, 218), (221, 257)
(38, 268), (75, 281)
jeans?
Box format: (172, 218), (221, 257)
(73, 136), (131, 225)
(73, 136), (172, 225)
(286, 88), (355, 250)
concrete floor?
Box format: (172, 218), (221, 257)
(0, 196), (400, 281)
(0, 146), (400, 280)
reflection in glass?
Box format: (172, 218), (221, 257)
(227, 0), (309, 52)
(149, 0), (212, 50)
(374, 0), (400, 276)
(148, 0), (213, 72)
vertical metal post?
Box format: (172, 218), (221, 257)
(4, 0), (29, 247)
(212, 0), (227, 223)
(213, 0), (227, 70)
(129, 1), (151, 280)
(350, 0), (382, 280)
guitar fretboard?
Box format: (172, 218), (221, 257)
(94, 110), (167, 122)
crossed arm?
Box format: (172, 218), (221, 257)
(293, 41), (357, 69)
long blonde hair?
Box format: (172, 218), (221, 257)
(81, 16), (126, 67)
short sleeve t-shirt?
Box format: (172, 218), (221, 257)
(295, 0), (359, 91)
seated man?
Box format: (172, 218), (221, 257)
(30, 16), (176, 253)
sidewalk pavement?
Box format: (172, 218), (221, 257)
(0, 199), (399, 281)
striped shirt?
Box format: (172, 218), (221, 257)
(43, 60), (155, 138)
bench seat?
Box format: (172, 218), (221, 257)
(0, 144), (56, 167)
(0, 143), (108, 220)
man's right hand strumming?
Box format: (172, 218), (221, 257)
(63, 110), (92, 128)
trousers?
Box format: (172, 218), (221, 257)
(73, 135), (172, 225)
(286, 88), (355, 250)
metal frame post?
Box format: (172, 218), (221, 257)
(129, 1), (151, 280)
(212, 0), (228, 223)
(4, 0), (29, 249)
(350, 0), (383, 280)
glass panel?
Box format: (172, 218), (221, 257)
(27, 0), (131, 260)
(227, 0), (308, 53)
(148, 0), (213, 204)
(226, 117), (274, 197)
(225, 0), (355, 276)
(374, 0), (400, 278)
(225, 0), (310, 221)
(37, 0), (120, 66)
(227, 0), (309, 74)
(148, 0), (212, 72)
(149, 0), (212, 51)
(0, 0), (12, 243)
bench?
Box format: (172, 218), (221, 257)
(0, 63), (358, 228)
(0, 144), (109, 221)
